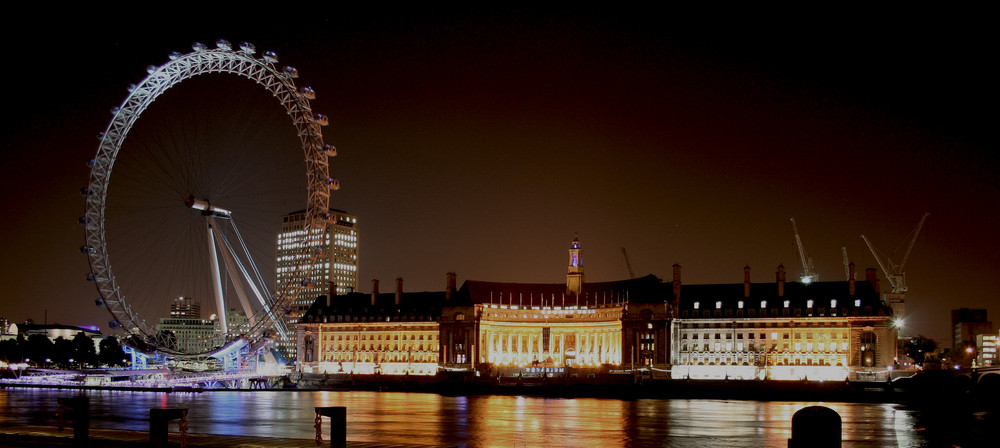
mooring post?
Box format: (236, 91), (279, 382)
(315, 406), (347, 448)
(57, 396), (89, 447)
(150, 408), (188, 448)
(788, 405), (841, 448)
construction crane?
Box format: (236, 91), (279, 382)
(790, 218), (818, 283)
(621, 247), (635, 279)
(860, 213), (929, 294)
(841, 247), (852, 280)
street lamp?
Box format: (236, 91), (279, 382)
(892, 317), (905, 329)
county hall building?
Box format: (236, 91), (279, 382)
(296, 236), (897, 381)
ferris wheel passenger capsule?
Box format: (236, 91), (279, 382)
(315, 114), (329, 126)
(325, 144), (337, 157)
(283, 66), (299, 78)
(168, 51), (182, 61)
(86, 273), (95, 282)
(300, 86), (316, 99)
(328, 178), (340, 190)
(146, 65), (158, 74)
(192, 42), (208, 52)
(240, 42), (256, 54)
(215, 39), (232, 50)
(80, 187), (90, 196)
(127, 83), (137, 93)
(263, 51), (278, 63)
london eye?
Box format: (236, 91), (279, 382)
(82, 40), (337, 358)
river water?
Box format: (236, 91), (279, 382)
(0, 388), (993, 447)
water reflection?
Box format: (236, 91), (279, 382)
(0, 388), (988, 447)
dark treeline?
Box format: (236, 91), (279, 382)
(0, 333), (128, 368)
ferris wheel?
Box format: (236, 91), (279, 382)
(82, 39), (338, 357)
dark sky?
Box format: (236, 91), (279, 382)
(1, 13), (995, 347)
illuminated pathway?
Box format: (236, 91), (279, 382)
(0, 366), (287, 390)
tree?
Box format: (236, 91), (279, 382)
(98, 336), (128, 367)
(903, 335), (937, 367)
(51, 337), (74, 367)
(26, 334), (53, 366)
(72, 332), (97, 368)
(0, 337), (24, 363)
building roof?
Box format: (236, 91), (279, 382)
(677, 279), (892, 317)
(451, 274), (665, 307)
(299, 290), (447, 324)
(17, 323), (103, 337)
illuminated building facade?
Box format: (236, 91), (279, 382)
(296, 236), (899, 382)
(277, 209), (359, 362)
(156, 316), (218, 353)
(440, 274), (670, 374)
(951, 308), (993, 352)
(169, 297), (201, 319)
(977, 333), (997, 367)
(296, 278), (443, 375)
(671, 264), (898, 381)
(439, 237), (672, 374)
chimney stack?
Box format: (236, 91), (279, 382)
(371, 279), (379, 306)
(395, 277), (403, 306)
(327, 282), (336, 307)
(446, 272), (457, 302)
(672, 264), (682, 302)
(776, 264), (786, 297)
(865, 268), (879, 295)
(849, 262), (856, 295)
(744, 265), (751, 298)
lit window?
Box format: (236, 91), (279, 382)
(761, 300), (767, 308)
(694, 302), (700, 309)
(716, 301), (722, 309)
(855, 299), (861, 307)
(738, 301), (744, 309)
(783, 300), (790, 308)
(831, 299), (837, 308)
(807, 300), (814, 308)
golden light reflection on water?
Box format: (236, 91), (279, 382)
(0, 388), (964, 446)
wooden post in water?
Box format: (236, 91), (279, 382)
(57, 396), (89, 447)
(315, 406), (347, 448)
(788, 405), (841, 448)
(149, 408), (188, 448)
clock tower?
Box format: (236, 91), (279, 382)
(566, 233), (584, 296)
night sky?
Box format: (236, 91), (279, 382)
(1, 13), (995, 347)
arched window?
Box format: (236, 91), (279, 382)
(860, 330), (877, 367)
